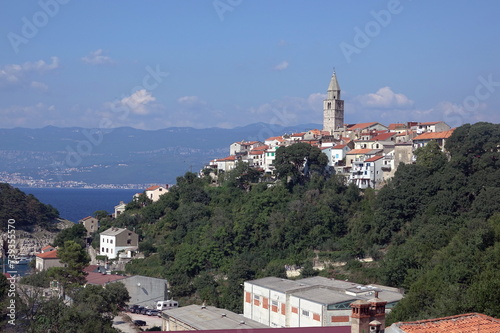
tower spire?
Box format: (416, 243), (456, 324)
(323, 70), (344, 133)
(327, 71), (341, 100)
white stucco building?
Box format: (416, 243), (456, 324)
(100, 227), (139, 259)
(145, 185), (169, 202)
(349, 155), (385, 189)
(243, 276), (403, 328)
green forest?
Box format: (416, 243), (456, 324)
(95, 121), (500, 323)
(0, 183), (59, 231)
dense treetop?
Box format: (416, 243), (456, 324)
(0, 183), (59, 231)
(4, 122), (499, 327)
(103, 123), (500, 320)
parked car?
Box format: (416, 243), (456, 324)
(128, 305), (140, 313)
(133, 320), (146, 326)
(134, 306), (145, 314)
(146, 309), (159, 316)
(140, 307), (148, 315)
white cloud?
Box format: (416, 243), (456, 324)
(0, 57), (59, 90)
(81, 49), (114, 65)
(274, 60), (289, 71)
(307, 92), (326, 109)
(114, 89), (156, 115)
(30, 81), (49, 92)
(249, 92), (326, 126)
(0, 103), (59, 128)
(356, 87), (414, 109)
(177, 96), (205, 105)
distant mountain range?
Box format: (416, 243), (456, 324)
(0, 123), (321, 187)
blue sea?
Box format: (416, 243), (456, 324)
(19, 188), (139, 222)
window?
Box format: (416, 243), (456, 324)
(272, 300), (278, 307)
(328, 301), (357, 310)
(110, 239), (113, 244)
(254, 295), (260, 301)
(302, 310), (309, 317)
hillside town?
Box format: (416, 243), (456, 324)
(5, 73), (499, 333)
(2, 73), (499, 333)
(205, 72), (455, 189)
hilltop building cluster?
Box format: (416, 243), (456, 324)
(205, 72), (454, 189)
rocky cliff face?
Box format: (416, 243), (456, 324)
(1, 219), (74, 256)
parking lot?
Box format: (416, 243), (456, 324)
(113, 311), (163, 332)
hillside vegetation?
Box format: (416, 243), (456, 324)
(0, 183), (59, 231)
(102, 122), (500, 322)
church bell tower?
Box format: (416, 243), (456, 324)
(323, 71), (344, 133)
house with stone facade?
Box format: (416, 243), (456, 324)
(78, 216), (99, 236)
(35, 246), (64, 272)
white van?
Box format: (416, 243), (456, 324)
(156, 300), (179, 311)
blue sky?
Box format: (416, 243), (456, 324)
(1, 0), (499, 130)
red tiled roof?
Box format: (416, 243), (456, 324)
(291, 132), (305, 137)
(217, 155), (237, 161)
(395, 313), (500, 333)
(41, 245), (54, 251)
(85, 271), (127, 285)
(80, 216), (94, 221)
(346, 148), (373, 155)
(371, 132), (396, 141)
(234, 140), (260, 146)
(251, 145), (269, 151)
(413, 129), (455, 141)
(365, 156), (384, 162)
(145, 185), (161, 191)
(249, 150), (265, 155)
(265, 136), (284, 142)
(388, 123), (406, 130)
(332, 144), (347, 149)
(419, 121), (442, 126)
(36, 250), (58, 259)
(347, 122), (379, 130)
(84, 265), (99, 273)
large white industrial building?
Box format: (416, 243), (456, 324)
(243, 276), (403, 328)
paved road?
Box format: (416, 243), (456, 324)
(113, 311), (163, 332)
(112, 313), (139, 333)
